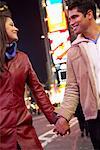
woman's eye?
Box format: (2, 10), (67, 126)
(9, 22), (14, 26)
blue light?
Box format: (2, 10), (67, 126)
(46, 0), (62, 5)
(50, 0), (62, 3)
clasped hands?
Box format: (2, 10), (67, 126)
(53, 116), (70, 136)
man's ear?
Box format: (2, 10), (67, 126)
(86, 9), (94, 19)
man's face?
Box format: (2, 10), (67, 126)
(68, 8), (89, 35)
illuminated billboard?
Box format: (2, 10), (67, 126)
(46, 3), (67, 32)
(48, 30), (71, 64)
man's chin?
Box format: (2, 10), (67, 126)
(74, 30), (81, 35)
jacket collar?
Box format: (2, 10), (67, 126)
(72, 34), (89, 46)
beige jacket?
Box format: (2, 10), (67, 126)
(56, 34), (99, 121)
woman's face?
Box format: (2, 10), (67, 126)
(5, 17), (19, 43)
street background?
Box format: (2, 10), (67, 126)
(33, 114), (94, 150)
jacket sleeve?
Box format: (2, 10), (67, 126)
(55, 48), (79, 121)
(26, 57), (58, 124)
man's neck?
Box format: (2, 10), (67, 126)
(82, 23), (100, 41)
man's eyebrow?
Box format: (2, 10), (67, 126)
(70, 14), (79, 18)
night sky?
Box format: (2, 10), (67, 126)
(6, 0), (48, 84)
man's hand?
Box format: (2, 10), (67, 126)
(53, 117), (70, 136)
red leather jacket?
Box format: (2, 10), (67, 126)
(0, 51), (57, 150)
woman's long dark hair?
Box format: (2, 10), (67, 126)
(0, 1), (12, 72)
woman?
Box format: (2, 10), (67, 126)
(0, 2), (58, 149)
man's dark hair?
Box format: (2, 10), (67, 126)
(67, 0), (96, 19)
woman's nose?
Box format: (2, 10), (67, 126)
(15, 26), (19, 32)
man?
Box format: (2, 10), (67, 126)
(54, 0), (100, 149)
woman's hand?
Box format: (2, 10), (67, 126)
(53, 117), (70, 136)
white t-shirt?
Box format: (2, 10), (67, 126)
(87, 35), (100, 109)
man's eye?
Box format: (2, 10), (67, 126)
(72, 15), (78, 19)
